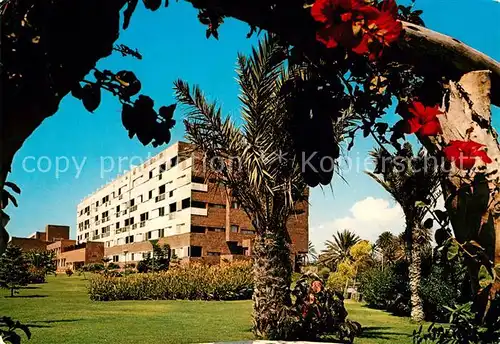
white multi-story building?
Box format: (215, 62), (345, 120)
(76, 141), (309, 265)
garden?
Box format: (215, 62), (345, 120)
(1, 0), (500, 343)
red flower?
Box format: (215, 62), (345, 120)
(311, 0), (402, 59)
(443, 140), (493, 170)
(311, 280), (324, 293)
(404, 101), (443, 137)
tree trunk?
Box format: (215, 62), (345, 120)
(406, 221), (425, 322)
(409, 227), (425, 322)
(419, 71), (500, 292)
(252, 224), (293, 339)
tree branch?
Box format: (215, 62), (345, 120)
(185, 0), (500, 107)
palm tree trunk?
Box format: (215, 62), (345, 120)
(407, 222), (425, 322)
(252, 223), (292, 339)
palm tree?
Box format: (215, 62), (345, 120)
(308, 241), (318, 263)
(175, 35), (353, 339)
(375, 231), (398, 268)
(367, 143), (441, 322)
(319, 229), (360, 270)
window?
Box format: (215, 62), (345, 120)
(85, 233), (89, 238)
(94, 229), (99, 236)
(96, 201), (99, 207)
(102, 195), (109, 203)
(231, 202), (239, 209)
(140, 212), (149, 222)
(116, 205), (120, 213)
(138, 195), (143, 203)
(159, 185), (166, 194)
(146, 231), (152, 240)
(131, 253), (135, 261)
(209, 203), (225, 209)
(207, 227), (225, 233)
(189, 246), (202, 257)
(169, 202), (177, 213)
(192, 175), (204, 183)
(130, 199), (135, 207)
(101, 228), (106, 234)
(230, 225), (239, 233)
(149, 170), (153, 179)
(159, 207), (165, 217)
(159, 174), (163, 180)
(241, 229), (255, 235)
(192, 200), (206, 209)
(148, 190), (153, 199)
(169, 190), (174, 197)
(102, 211), (108, 218)
(125, 235), (134, 244)
(159, 163), (166, 173)
(207, 252), (221, 256)
(191, 226), (205, 234)
(159, 228), (165, 238)
(124, 217), (135, 226)
(115, 222), (120, 229)
(170, 156), (178, 168)
(113, 255), (119, 262)
(181, 197), (191, 210)
(95, 215), (99, 221)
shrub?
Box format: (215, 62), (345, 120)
(287, 272), (361, 343)
(81, 263), (105, 272)
(107, 263), (120, 270)
(359, 267), (397, 309)
(318, 267), (330, 280)
(25, 250), (56, 283)
(65, 268), (73, 277)
(88, 261), (253, 301)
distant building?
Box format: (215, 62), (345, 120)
(76, 142), (309, 266)
(10, 224), (104, 272)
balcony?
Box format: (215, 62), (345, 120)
(115, 212), (120, 218)
(122, 210), (128, 215)
(102, 232), (111, 238)
(191, 207), (208, 216)
(95, 220), (100, 225)
(102, 216), (110, 222)
(192, 183), (208, 192)
(155, 194), (166, 202)
(119, 194), (123, 200)
(92, 235), (100, 240)
(168, 213), (176, 220)
(130, 205), (138, 212)
(140, 221), (146, 228)
(132, 223), (138, 229)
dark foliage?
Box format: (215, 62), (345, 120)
(0, 245), (30, 297)
(360, 258), (468, 322)
(284, 273), (361, 343)
(0, 317), (31, 344)
(137, 243), (171, 273)
(413, 298), (500, 344)
(25, 250), (56, 283)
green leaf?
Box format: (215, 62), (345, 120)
(434, 210), (448, 223)
(479, 265), (494, 284)
(415, 201), (427, 208)
(447, 241), (459, 260)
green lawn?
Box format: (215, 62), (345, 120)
(0, 275), (425, 343)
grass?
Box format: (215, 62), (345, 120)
(0, 275), (425, 344)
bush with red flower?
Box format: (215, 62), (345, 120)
(311, 0), (402, 59)
(288, 272), (361, 342)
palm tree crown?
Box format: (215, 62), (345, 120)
(319, 229), (360, 270)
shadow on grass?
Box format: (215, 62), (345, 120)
(359, 326), (408, 340)
(23, 286), (41, 290)
(4, 295), (49, 298)
(26, 319), (83, 328)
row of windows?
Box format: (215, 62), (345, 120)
(79, 155), (183, 216)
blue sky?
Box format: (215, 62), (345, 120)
(6, 0), (500, 251)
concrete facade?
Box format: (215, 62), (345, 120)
(76, 142), (309, 265)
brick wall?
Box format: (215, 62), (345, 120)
(10, 237), (48, 252)
(85, 242), (104, 263)
(45, 225), (70, 241)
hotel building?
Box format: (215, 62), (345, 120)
(76, 142), (308, 265)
